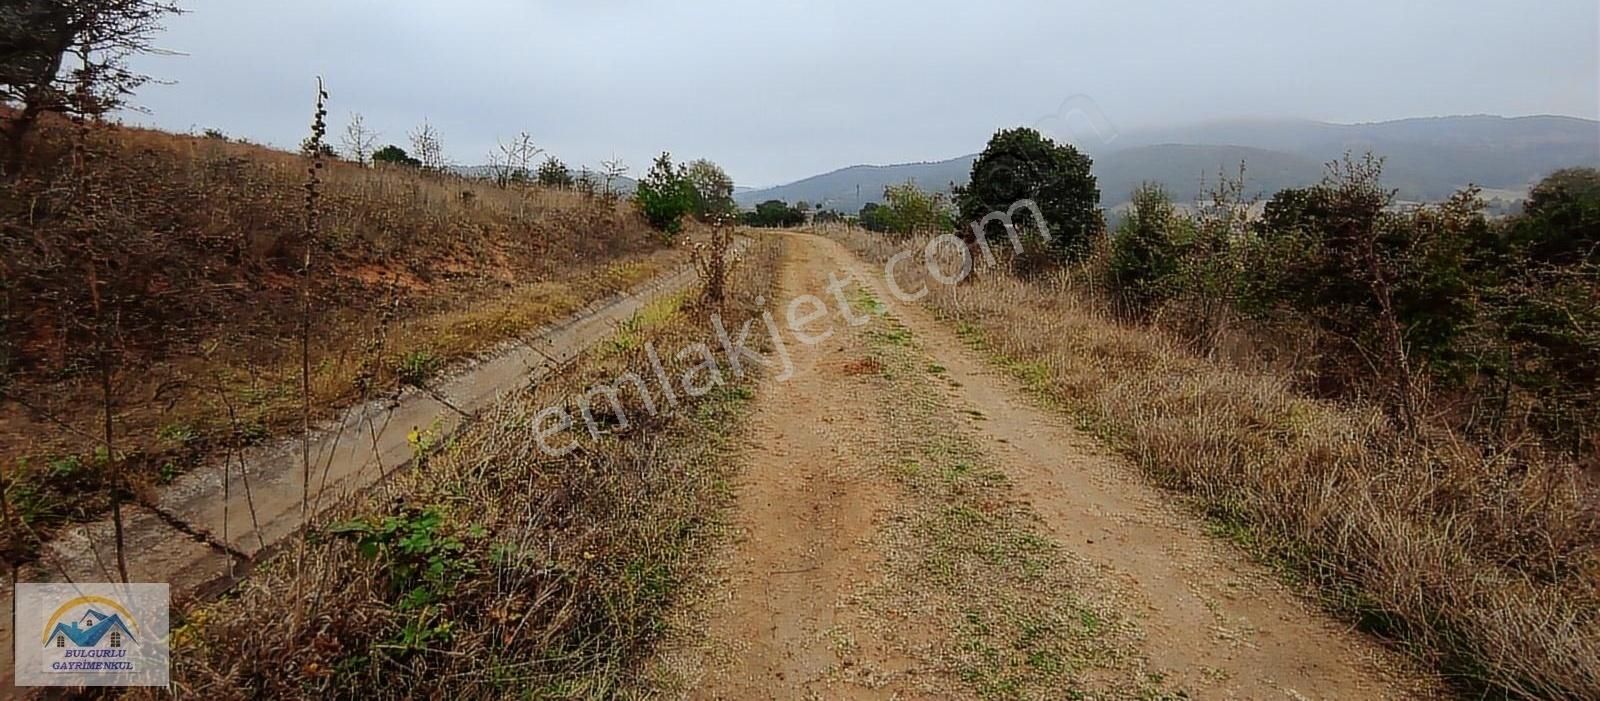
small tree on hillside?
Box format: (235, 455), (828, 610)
(634, 152), (694, 234)
(408, 120), (447, 172)
(537, 156), (573, 188)
(744, 199), (803, 227)
(486, 131), (539, 186)
(1109, 184), (1186, 315)
(859, 202), (892, 232)
(340, 112), (378, 165)
(600, 156), (628, 198)
(956, 127), (1100, 261)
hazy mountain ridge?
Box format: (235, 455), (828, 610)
(736, 115), (1600, 212)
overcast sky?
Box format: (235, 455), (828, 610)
(123, 0), (1599, 187)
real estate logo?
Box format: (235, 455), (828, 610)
(15, 583), (169, 687)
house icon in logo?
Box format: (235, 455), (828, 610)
(17, 582), (169, 687)
(39, 595), (140, 650)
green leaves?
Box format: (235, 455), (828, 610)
(634, 152), (696, 235)
(329, 507), (475, 605)
(958, 127), (1101, 261)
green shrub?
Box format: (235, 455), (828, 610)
(881, 181), (954, 235)
(633, 152), (695, 235)
(395, 350), (442, 388)
(1108, 184), (1186, 315)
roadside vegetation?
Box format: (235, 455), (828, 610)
(0, 114), (684, 564)
(825, 126), (1600, 699)
(137, 233), (781, 698)
(1, 3), (753, 574)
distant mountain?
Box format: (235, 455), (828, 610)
(736, 115), (1600, 213)
(1094, 144), (1324, 204)
(735, 157), (976, 213)
(1116, 115), (1600, 201)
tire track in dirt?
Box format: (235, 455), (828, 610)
(689, 236), (921, 699)
(686, 232), (1437, 699)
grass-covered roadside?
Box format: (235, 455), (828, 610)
(136, 235), (783, 699)
(826, 225), (1599, 699)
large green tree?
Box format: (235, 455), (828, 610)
(956, 127), (1100, 260)
(685, 159), (736, 219)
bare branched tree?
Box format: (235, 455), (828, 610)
(340, 112), (378, 165)
(600, 155), (628, 197)
(487, 131), (540, 187)
(0, 0), (183, 174)
(408, 119), (447, 173)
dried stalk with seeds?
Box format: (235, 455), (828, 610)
(294, 76), (329, 629)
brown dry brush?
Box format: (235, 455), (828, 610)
(826, 225), (1600, 699)
(139, 237), (783, 699)
(687, 214), (740, 310)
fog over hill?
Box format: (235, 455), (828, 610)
(735, 115), (1600, 213)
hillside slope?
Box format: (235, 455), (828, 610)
(0, 120), (676, 560)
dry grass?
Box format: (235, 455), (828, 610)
(823, 224), (1600, 699)
(1, 119), (678, 560)
(137, 235), (783, 699)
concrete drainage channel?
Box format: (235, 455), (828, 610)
(1, 252), (724, 687)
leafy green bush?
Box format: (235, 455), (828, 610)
(395, 350), (442, 388)
(1479, 168), (1600, 452)
(1102, 156), (1597, 457)
(633, 152), (695, 235)
(1237, 158), (1481, 409)
(328, 507), (483, 650)
(859, 202), (892, 232)
(1108, 184), (1186, 315)
(881, 181), (954, 235)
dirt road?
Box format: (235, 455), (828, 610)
(681, 232), (1436, 699)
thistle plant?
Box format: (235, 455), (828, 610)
(689, 212), (741, 309)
